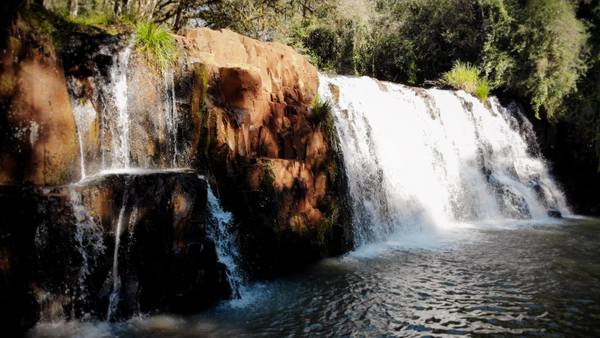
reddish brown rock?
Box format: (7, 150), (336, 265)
(181, 28), (352, 275)
(0, 13), (79, 185)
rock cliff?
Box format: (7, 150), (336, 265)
(0, 7), (352, 335)
(182, 28), (352, 277)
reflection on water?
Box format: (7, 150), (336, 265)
(29, 219), (600, 337)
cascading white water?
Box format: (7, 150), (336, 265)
(69, 188), (105, 310)
(110, 44), (133, 169)
(164, 70), (180, 167)
(71, 99), (97, 180)
(204, 179), (245, 298)
(318, 74), (570, 247)
(106, 184), (130, 321)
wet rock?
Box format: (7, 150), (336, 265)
(73, 171), (230, 318)
(0, 171), (230, 329)
(547, 209), (562, 218)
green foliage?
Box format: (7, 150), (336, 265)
(66, 12), (112, 26)
(443, 62), (480, 93)
(443, 62), (489, 101)
(474, 79), (490, 102)
(516, 0), (588, 119)
(134, 21), (177, 70)
(310, 95), (332, 124)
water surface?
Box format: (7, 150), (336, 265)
(30, 218), (600, 337)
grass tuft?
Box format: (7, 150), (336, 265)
(134, 21), (177, 70)
(310, 95), (332, 124)
(474, 78), (490, 101)
(443, 61), (490, 101)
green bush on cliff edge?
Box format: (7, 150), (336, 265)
(443, 62), (490, 101)
(134, 21), (177, 70)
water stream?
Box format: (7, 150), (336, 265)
(318, 75), (570, 246)
(106, 181), (131, 321)
(110, 44), (133, 169)
(203, 178), (245, 299)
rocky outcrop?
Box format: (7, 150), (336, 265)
(0, 8), (353, 334)
(0, 10), (79, 185)
(182, 28), (352, 276)
(1, 171), (229, 332)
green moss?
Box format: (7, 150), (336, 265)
(56, 168), (71, 184)
(196, 63), (209, 116)
(317, 202), (339, 247)
(134, 21), (177, 70)
(192, 63), (212, 158)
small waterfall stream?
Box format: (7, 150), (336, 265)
(106, 182), (130, 321)
(204, 178), (245, 298)
(164, 69), (180, 167)
(65, 40), (247, 319)
(69, 188), (105, 315)
(71, 99), (96, 180)
(319, 74), (570, 247)
(110, 44), (133, 169)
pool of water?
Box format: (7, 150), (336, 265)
(29, 218), (600, 337)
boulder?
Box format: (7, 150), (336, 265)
(182, 28), (352, 276)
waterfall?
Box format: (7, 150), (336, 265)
(71, 99), (97, 180)
(69, 188), (105, 314)
(106, 183), (130, 321)
(164, 70), (180, 167)
(318, 75), (570, 247)
(204, 179), (245, 298)
(110, 44), (133, 169)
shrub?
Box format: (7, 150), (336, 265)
(134, 21), (177, 70)
(443, 61), (479, 93)
(443, 61), (490, 101)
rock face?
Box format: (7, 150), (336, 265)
(1, 172), (229, 331)
(182, 28), (352, 276)
(0, 9), (353, 335)
(0, 11), (79, 185)
(63, 32), (198, 173)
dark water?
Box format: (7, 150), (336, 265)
(30, 218), (600, 337)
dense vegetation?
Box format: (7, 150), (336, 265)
(16, 0), (600, 171)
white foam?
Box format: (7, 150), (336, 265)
(319, 74), (571, 248)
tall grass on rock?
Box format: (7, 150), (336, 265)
(134, 21), (177, 70)
(443, 62), (490, 101)
(309, 95), (333, 124)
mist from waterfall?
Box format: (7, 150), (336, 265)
(318, 75), (570, 247)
